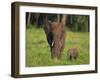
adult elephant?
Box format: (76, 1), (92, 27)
(44, 14), (66, 60)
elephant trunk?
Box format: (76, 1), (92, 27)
(51, 34), (61, 59)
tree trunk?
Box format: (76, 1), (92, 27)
(61, 14), (67, 27)
(57, 14), (60, 23)
(34, 13), (40, 27)
(27, 12), (31, 26)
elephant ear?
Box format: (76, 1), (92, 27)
(44, 21), (52, 35)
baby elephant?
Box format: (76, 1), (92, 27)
(67, 48), (79, 60)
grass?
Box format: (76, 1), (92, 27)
(26, 26), (89, 67)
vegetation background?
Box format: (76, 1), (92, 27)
(26, 13), (89, 67)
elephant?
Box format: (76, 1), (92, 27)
(67, 48), (79, 60)
(44, 15), (66, 59)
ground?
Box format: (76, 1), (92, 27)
(26, 26), (89, 67)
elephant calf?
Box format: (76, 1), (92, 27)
(67, 48), (79, 60)
(44, 21), (66, 59)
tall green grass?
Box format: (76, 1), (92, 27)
(26, 27), (89, 67)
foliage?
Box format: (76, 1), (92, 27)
(72, 15), (89, 32)
(26, 26), (89, 67)
(26, 13), (89, 32)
